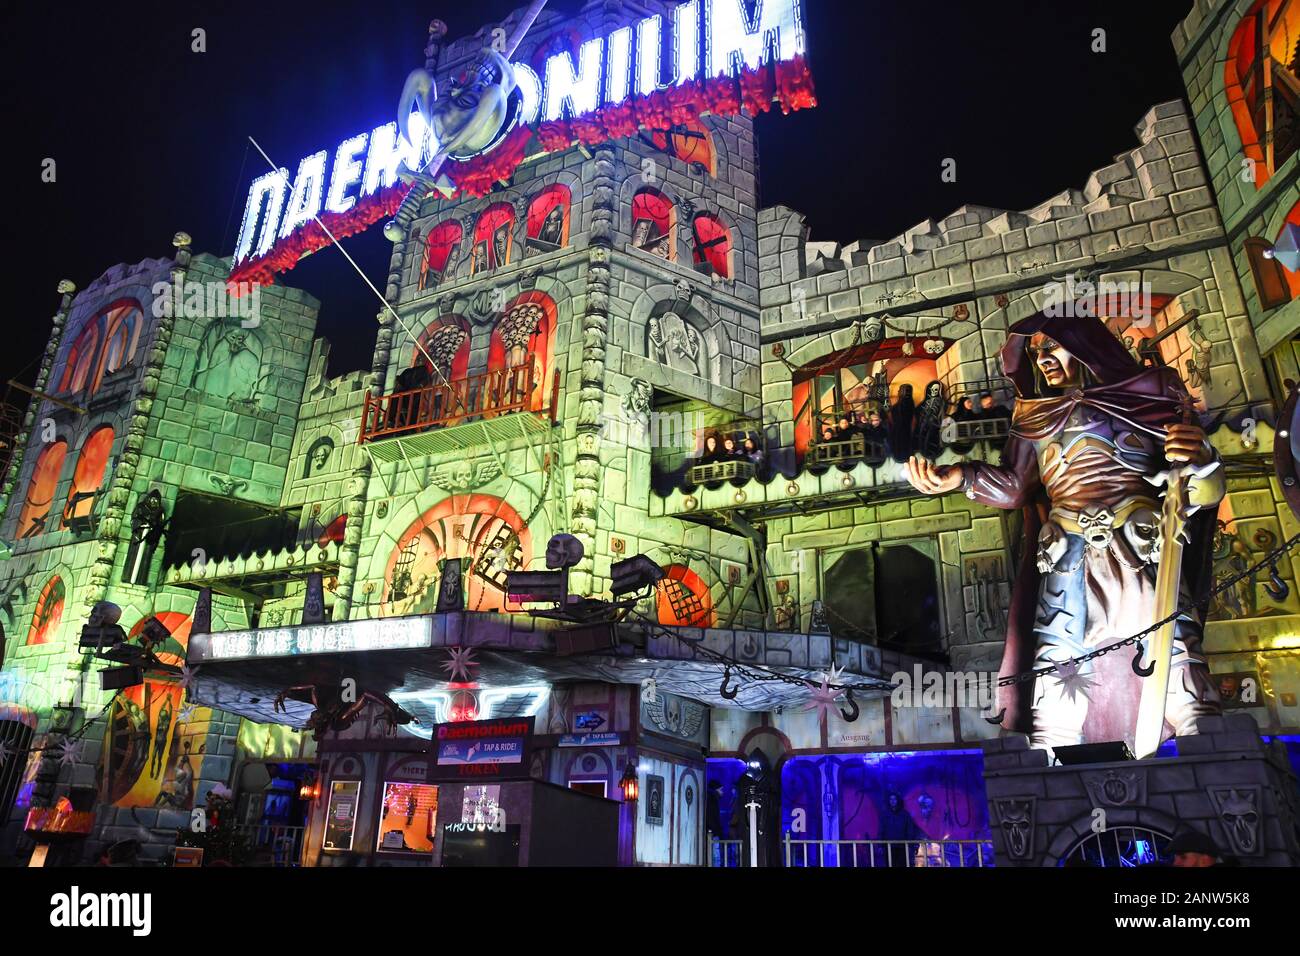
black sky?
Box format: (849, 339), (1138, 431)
(1, 0), (1193, 385)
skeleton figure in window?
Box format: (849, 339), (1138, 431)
(656, 311), (703, 378)
(491, 222), (511, 269)
(913, 381), (946, 460)
(537, 204), (565, 248)
(123, 490), (168, 585)
(633, 217), (670, 258)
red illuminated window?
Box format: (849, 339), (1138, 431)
(471, 203), (515, 275)
(16, 440), (67, 539)
(419, 220), (464, 290)
(656, 565), (713, 627)
(632, 188), (675, 260)
(691, 214), (732, 279)
(526, 185), (571, 252)
(100, 303), (141, 378)
(645, 120), (716, 176)
(1225, 1), (1300, 188)
(63, 426), (114, 529)
(27, 576), (65, 645)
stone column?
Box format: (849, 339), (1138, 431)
(570, 143), (617, 595)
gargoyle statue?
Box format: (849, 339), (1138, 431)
(273, 683), (415, 741)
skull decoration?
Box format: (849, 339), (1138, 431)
(87, 601), (122, 628)
(995, 797), (1036, 860)
(1077, 507), (1116, 551)
(1215, 788), (1261, 855)
(1121, 506), (1162, 565)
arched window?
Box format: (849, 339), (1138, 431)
(526, 185), (571, 252)
(58, 301), (144, 396)
(487, 293), (557, 413)
(1226, 1), (1300, 188)
(63, 426), (114, 530)
(99, 302), (142, 379)
(419, 220), (464, 291)
(691, 214), (732, 279)
(27, 576), (65, 645)
(60, 323), (99, 394)
(471, 203), (515, 275)
(16, 440), (67, 539)
(643, 120), (716, 176)
(632, 188), (675, 259)
(656, 565), (713, 627)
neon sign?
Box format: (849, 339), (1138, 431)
(189, 616), (433, 662)
(231, 0), (809, 276)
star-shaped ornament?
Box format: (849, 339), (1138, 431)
(1052, 659), (1095, 704)
(442, 647), (479, 683)
(804, 664), (846, 724)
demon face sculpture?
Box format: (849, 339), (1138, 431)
(398, 49), (517, 166)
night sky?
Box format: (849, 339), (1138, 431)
(1, 0), (1192, 386)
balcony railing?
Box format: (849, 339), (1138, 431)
(707, 836), (996, 867)
(361, 363), (550, 444)
(237, 823), (306, 867)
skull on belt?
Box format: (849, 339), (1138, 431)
(1078, 508), (1115, 550)
(1121, 506), (1162, 565)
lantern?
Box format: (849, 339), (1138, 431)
(619, 762), (639, 802)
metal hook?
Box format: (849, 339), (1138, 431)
(1131, 641), (1155, 677)
(838, 689), (859, 723)
(719, 665), (740, 700)
(1264, 559), (1289, 602)
(983, 708), (1006, 726)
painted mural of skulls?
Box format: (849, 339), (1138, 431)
(1121, 506), (1162, 565)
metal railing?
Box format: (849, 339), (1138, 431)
(360, 362), (540, 443)
(237, 824), (306, 867)
(709, 838), (744, 867)
(1059, 826), (1171, 868)
(783, 836), (995, 868)
(687, 460), (756, 485)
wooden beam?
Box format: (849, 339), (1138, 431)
(6, 380), (86, 414)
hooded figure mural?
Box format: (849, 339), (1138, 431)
(905, 310), (1223, 751)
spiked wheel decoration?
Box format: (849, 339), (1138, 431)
(57, 738), (83, 768)
(1052, 659), (1095, 704)
(442, 646), (479, 683)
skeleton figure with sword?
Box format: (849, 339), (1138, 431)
(905, 310), (1223, 755)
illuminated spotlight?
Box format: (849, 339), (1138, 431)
(477, 684), (550, 720)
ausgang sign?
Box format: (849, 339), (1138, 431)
(231, 0), (811, 280)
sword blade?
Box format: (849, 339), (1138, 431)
(1134, 465), (1187, 758)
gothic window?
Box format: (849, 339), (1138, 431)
(488, 293), (557, 413)
(63, 426), (114, 530)
(691, 214), (732, 279)
(632, 188), (676, 260)
(99, 302), (142, 379)
(1226, 0), (1300, 188)
(526, 185), (571, 253)
(471, 203), (515, 275)
(419, 220), (464, 291)
(16, 439), (67, 539)
(60, 322), (99, 394)
(641, 120), (716, 176)
(58, 301), (143, 397)
(656, 564), (712, 627)
(1246, 237), (1292, 309)
(27, 576), (65, 645)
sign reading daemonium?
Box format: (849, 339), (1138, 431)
(190, 617), (433, 662)
(231, 0), (808, 268)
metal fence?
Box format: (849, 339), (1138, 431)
(709, 836), (995, 867)
(1059, 827), (1171, 868)
(237, 824), (306, 867)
